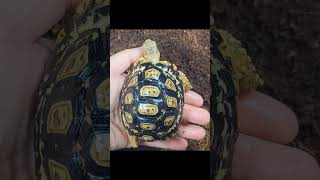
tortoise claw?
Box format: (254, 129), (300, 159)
(128, 135), (138, 148)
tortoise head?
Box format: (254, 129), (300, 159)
(143, 39), (160, 64)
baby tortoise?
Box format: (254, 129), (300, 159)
(120, 39), (191, 148)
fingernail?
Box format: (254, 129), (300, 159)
(198, 128), (206, 140)
(187, 91), (202, 100)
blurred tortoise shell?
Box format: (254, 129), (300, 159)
(210, 15), (262, 180)
(33, 0), (110, 179)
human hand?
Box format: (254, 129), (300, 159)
(110, 47), (210, 150)
(0, 38), (55, 179)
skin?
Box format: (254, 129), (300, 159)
(232, 134), (320, 180)
(231, 91), (320, 180)
(238, 92), (299, 144)
(110, 47), (210, 150)
(0, 0), (79, 179)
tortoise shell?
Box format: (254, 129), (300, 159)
(120, 60), (185, 141)
(210, 16), (239, 180)
(33, 0), (110, 179)
(210, 14), (263, 179)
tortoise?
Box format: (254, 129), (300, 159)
(119, 39), (192, 148)
(210, 15), (263, 180)
(33, 0), (110, 179)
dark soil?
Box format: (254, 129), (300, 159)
(110, 29), (210, 150)
(212, 0), (320, 161)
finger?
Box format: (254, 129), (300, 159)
(142, 136), (188, 150)
(110, 47), (144, 75)
(232, 133), (320, 180)
(184, 91), (204, 107)
(238, 91), (298, 144)
(182, 104), (210, 125)
(177, 123), (206, 140)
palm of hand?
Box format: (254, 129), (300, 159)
(0, 39), (54, 179)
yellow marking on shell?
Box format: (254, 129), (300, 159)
(48, 159), (71, 180)
(138, 104), (159, 115)
(135, 56), (150, 65)
(167, 96), (177, 108)
(145, 68), (160, 79)
(56, 29), (66, 45)
(140, 123), (156, 130)
(96, 79), (109, 110)
(57, 46), (89, 81)
(131, 129), (139, 134)
(124, 93), (133, 104)
(159, 60), (171, 66)
(159, 61), (178, 70)
(47, 101), (73, 134)
(164, 116), (175, 126)
(67, 0), (109, 38)
(128, 76), (138, 87)
(124, 112), (133, 123)
(130, 65), (146, 75)
(122, 114), (130, 128)
(140, 86), (160, 97)
(89, 133), (110, 167)
(165, 79), (176, 92)
(141, 135), (154, 141)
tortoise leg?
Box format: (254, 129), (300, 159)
(128, 134), (138, 148)
(178, 70), (192, 91)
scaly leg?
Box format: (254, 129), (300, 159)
(128, 134), (138, 148)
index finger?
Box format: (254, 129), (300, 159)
(110, 47), (144, 75)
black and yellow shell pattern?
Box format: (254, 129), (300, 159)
(210, 16), (262, 180)
(210, 19), (238, 180)
(120, 61), (184, 141)
(211, 17), (263, 94)
(217, 30), (263, 94)
(33, 0), (110, 179)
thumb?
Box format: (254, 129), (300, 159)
(110, 47), (144, 75)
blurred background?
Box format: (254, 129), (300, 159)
(212, 0), (320, 162)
